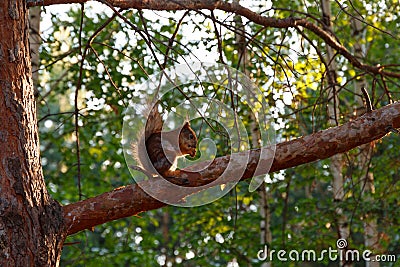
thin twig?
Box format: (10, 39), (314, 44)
(75, 3), (85, 200)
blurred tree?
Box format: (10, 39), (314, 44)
(0, 0), (399, 266)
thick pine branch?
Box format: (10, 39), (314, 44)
(63, 101), (400, 236)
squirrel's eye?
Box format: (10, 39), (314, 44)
(189, 133), (194, 139)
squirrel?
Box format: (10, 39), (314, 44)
(131, 103), (198, 185)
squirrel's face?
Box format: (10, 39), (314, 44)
(179, 122), (197, 157)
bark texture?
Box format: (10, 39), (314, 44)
(1, 1), (400, 265)
(0, 1), (66, 266)
(63, 102), (400, 235)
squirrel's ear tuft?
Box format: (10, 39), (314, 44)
(183, 121), (190, 127)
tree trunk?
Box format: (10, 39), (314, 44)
(1, 1), (399, 265)
(0, 1), (66, 266)
(29, 5), (41, 94)
(321, 1), (351, 266)
(351, 14), (380, 267)
(233, 7), (272, 265)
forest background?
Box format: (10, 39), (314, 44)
(1, 0), (399, 266)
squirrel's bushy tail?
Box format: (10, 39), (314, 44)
(131, 101), (163, 172)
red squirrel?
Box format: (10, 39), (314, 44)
(131, 104), (198, 184)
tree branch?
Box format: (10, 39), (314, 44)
(29, 0), (400, 79)
(63, 101), (400, 236)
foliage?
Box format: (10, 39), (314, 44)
(37, 1), (400, 266)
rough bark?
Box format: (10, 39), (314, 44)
(0, 1), (66, 266)
(63, 102), (400, 235)
(1, 1), (399, 265)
